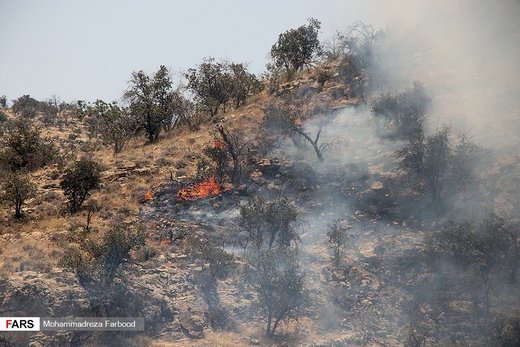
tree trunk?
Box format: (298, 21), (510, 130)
(334, 248), (340, 268)
(218, 126), (242, 186)
(15, 200), (22, 219)
(271, 316), (282, 337)
(266, 310), (273, 337)
(294, 128), (324, 161)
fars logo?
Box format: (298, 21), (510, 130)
(0, 317), (40, 331)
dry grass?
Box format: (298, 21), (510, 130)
(0, 236), (60, 275)
(0, 87), (311, 345)
(151, 331), (249, 347)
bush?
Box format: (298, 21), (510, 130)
(270, 18), (322, 75)
(244, 249), (307, 337)
(372, 82), (430, 140)
(426, 215), (519, 314)
(0, 119), (58, 171)
(316, 68), (333, 86)
(1, 171), (36, 219)
(11, 95), (46, 119)
(60, 159), (102, 213)
(490, 312), (520, 347)
(189, 237), (235, 330)
(325, 219), (352, 268)
(240, 195), (299, 250)
(60, 223), (145, 316)
(81, 100), (137, 153)
(395, 127), (483, 204)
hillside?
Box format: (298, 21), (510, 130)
(1, 20), (519, 347)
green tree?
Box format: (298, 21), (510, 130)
(83, 100), (136, 153)
(426, 216), (518, 315)
(228, 63), (262, 108)
(244, 249), (306, 337)
(1, 171), (36, 219)
(0, 119), (57, 171)
(185, 57), (233, 117)
(270, 18), (322, 76)
(240, 196), (299, 250)
(41, 95), (63, 126)
(11, 95), (46, 119)
(0, 95), (7, 108)
(60, 159), (102, 213)
(124, 65), (178, 142)
(169, 92), (198, 130)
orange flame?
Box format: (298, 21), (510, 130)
(143, 190), (154, 202)
(159, 239), (172, 246)
(213, 139), (226, 150)
(176, 176), (225, 201)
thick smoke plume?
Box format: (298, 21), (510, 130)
(365, 0), (520, 150)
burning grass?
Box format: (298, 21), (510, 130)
(176, 176), (227, 202)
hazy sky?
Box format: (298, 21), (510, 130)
(0, 0), (379, 103)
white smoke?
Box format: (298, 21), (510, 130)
(362, 0), (520, 149)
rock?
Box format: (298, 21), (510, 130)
(250, 338), (260, 345)
(178, 309), (207, 339)
(370, 181), (384, 190)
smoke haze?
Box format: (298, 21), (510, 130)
(362, 0), (520, 149)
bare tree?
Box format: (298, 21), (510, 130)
(216, 125), (252, 185)
(263, 102), (333, 161)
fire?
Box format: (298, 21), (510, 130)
(143, 190), (154, 202)
(176, 176), (225, 201)
(213, 139), (226, 150)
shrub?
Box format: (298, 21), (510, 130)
(189, 237), (235, 329)
(372, 82), (430, 140)
(60, 159), (102, 213)
(60, 223), (145, 316)
(325, 220), (352, 268)
(244, 249), (307, 337)
(316, 68), (333, 86)
(270, 18), (322, 76)
(81, 100), (137, 153)
(0, 119), (57, 171)
(1, 171), (36, 219)
(240, 195), (298, 250)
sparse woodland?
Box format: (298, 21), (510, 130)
(0, 17), (519, 347)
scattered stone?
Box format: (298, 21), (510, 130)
(370, 181), (384, 190)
